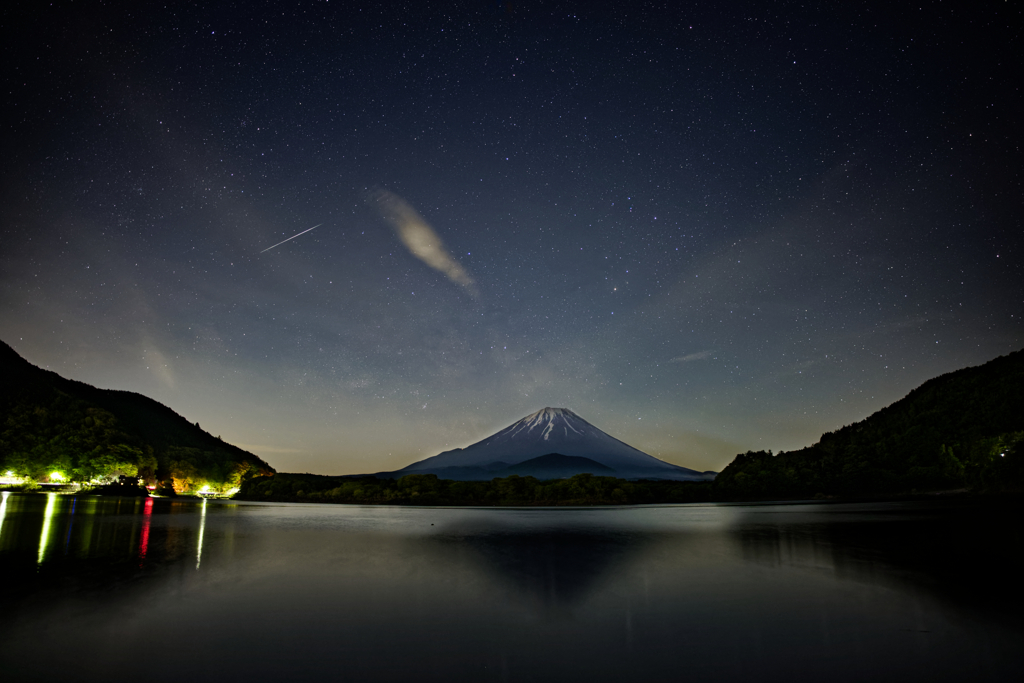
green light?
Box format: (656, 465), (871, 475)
(38, 493), (58, 565)
(0, 491), (9, 541)
(196, 498), (207, 570)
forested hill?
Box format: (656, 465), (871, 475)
(715, 350), (1024, 498)
(0, 340), (274, 492)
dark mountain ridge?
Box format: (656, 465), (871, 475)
(715, 349), (1024, 497)
(0, 340), (274, 491)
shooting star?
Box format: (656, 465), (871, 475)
(260, 223), (323, 253)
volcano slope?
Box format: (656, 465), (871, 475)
(388, 408), (715, 481)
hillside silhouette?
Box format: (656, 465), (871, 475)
(0, 340), (274, 491)
(715, 350), (1024, 497)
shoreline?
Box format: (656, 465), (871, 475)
(6, 484), (1019, 507)
(230, 486), (1020, 507)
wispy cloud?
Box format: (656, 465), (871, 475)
(368, 189), (479, 298)
(669, 350), (715, 363)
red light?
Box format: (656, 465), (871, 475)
(138, 497), (154, 565)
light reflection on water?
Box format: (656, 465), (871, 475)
(138, 497), (153, 564)
(196, 498), (207, 569)
(0, 494), (1021, 682)
(0, 491), (8, 538)
(0, 494), (211, 574)
(36, 492), (57, 564)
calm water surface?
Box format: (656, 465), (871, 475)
(0, 492), (1021, 682)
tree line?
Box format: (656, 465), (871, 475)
(237, 471), (718, 505)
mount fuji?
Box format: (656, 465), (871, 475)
(390, 408), (716, 481)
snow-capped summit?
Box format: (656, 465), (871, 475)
(500, 407), (601, 443)
(397, 407), (714, 481)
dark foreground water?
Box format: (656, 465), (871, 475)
(0, 492), (1021, 682)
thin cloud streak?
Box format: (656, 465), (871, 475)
(670, 351), (715, 363)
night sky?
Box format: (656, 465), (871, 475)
(2, 1), (1021, 475)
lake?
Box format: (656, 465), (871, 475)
(0, 492), (1021, 682)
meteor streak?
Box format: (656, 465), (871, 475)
(260, 223), (323, 253)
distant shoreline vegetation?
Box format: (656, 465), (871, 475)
(236, 472), (719, 506)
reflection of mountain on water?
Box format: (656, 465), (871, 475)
(434, 528), (653, 616)
(423, 499), (1024, 622)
